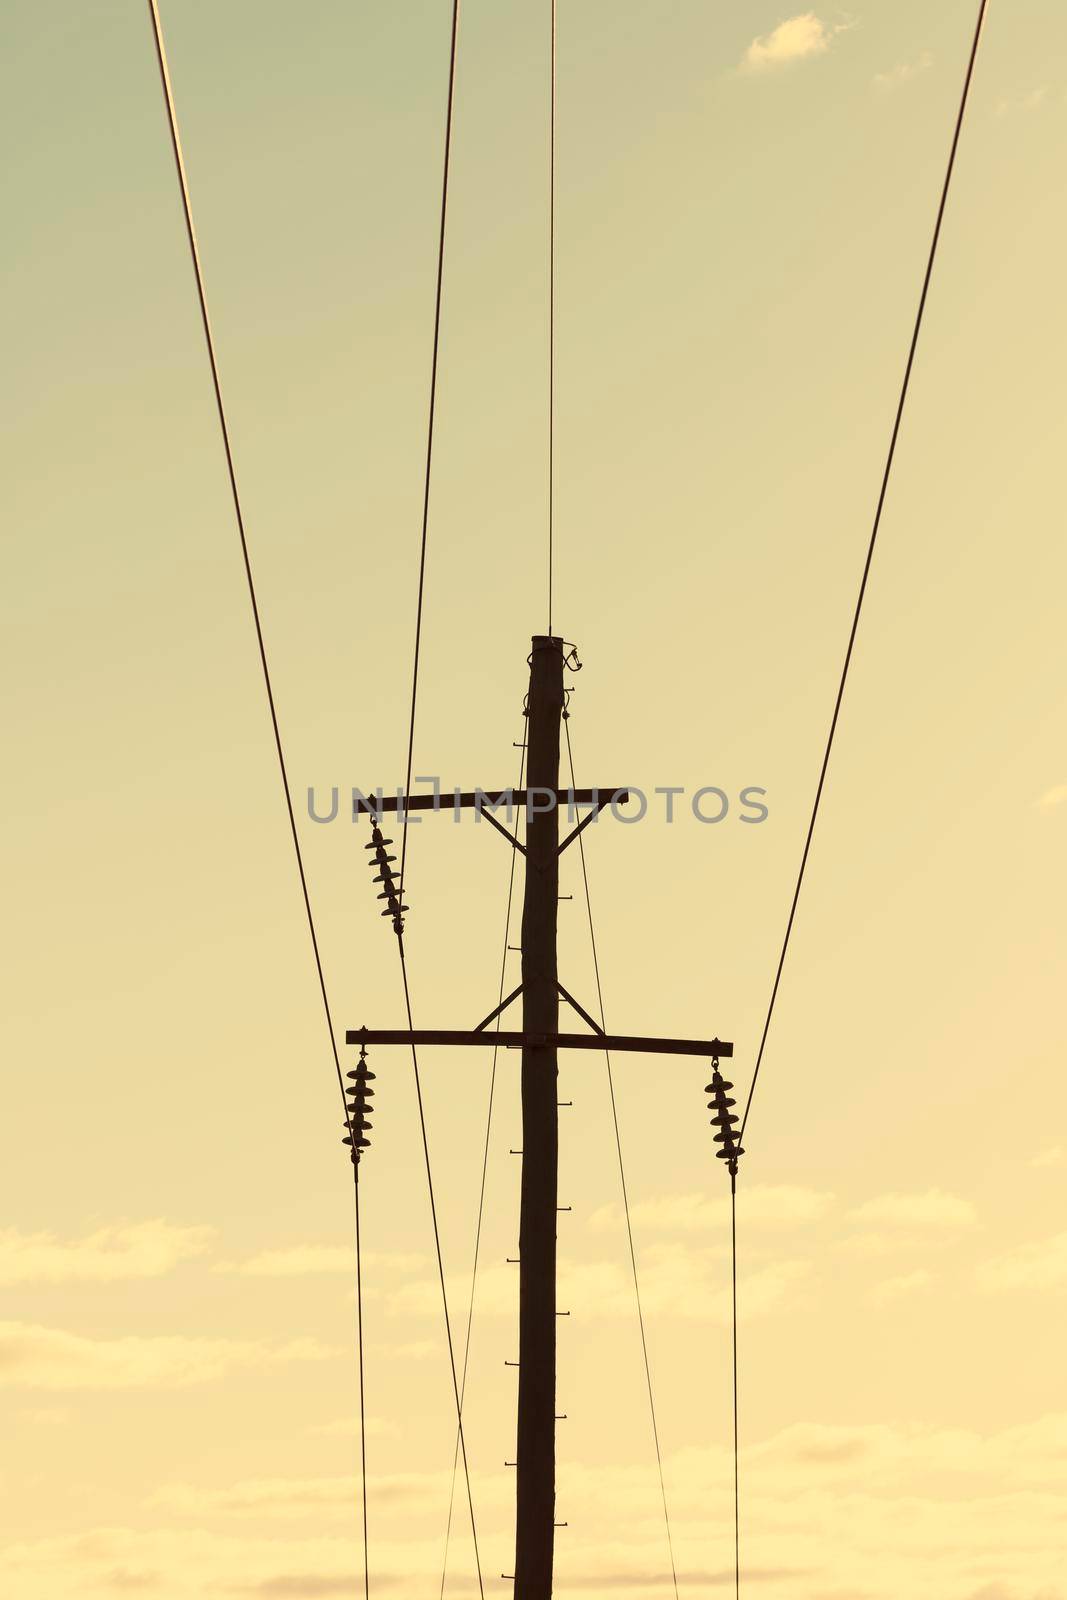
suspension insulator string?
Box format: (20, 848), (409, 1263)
(706, 1061), (744, 1179)
(343, 1040), (376, 1166)
(706, 1054), (743, 1600)
(364, 826), (408, 938)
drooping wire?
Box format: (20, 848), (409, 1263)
(396, 950), (485, 1597)
(144, 0), (368, 1577)
(354, 1171), (369, 1600)
(730, 1176), (739, 1600)
(399, 0), (462, 903)
(376, 1), (484, 1583)
(564, 716), (680, 1599)
(440, 735), (527, 1598)
(739, 0), (992, 1144)
(705, 1067), (742, 1593)
(144, 4), (352, 1119)
(547, 0), (557, 637)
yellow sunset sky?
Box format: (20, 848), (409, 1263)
(3, 2), (1066, 1597)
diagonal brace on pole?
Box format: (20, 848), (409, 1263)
(472, 980), (607, 1038)
(556, 982), (604, 1036)
(474, 983), (525, 1034)
(557, 793), (619, 856)
(480, 807), (527, 856)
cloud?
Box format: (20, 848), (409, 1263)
(0, 1322), (332, 1390)
(742, 13), (851, 72)
(393, 1338), (440, 1361)
(847, 1188), (976, 1229)
(1035, 783), (1067, 812)
(869, 1268), (932, 1304)
(997, 87), (1049, 119)
(99, 1571), (159, 1593)
(592, 1185), (834, 1235)
(219, 1246), (425, 1278)
(388, 1246), (807, 1327)
(0, 1527), (404, 1600)
(5, 1418), (1067, 1600)
(978, 1232), (1067, 1292)
(19, 1405), (70, 1426)
(152, 1468), (452, 1518)
(553, 1570), (801, 1590)
(240, 1580), (382, 1598)
(309, 1415), (399, 1439)
(574, 1244), (808, 1323)
(222, 1245), (355, 1277)
(874, 51), (933, 91)
(1030, 1145), (1065, 1169)
(0, 1221), (214, 1286)
(747, 1412), (1067, 1496)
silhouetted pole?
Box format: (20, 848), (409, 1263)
(349, 639), (734, 1593)
(515, 634), (564, 1598)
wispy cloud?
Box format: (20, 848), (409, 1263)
(309, 1415), (399, 1440)
(241, 1580), (379, 1598)
(746, 1411), (1067, 1490)
(6, 1416), (1067, 1600)
(18, 1405), (70, 1427)
(1030, 1145), (1065, 1170)
(870, 1268), (933, 1304)
(151, 1473), (439, 1515)
(874, 51), (933, 91)
(1035, 783), (1067, 812)
(592, 1184), (833, 1235)
(847, 1188), (976, 1229)
(997, 87), (1049, 118)
(388, 1247), (807, 1327)
(742, 13), (852, 73)
(219, 1246), (425, 1278)
(0, 1321), (332, 1390)
(391, 1338), (438, 1362)
(978, 1231), (1067, 1292)
(0, 1221), (214, 1286)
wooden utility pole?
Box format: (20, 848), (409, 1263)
(515, 634), (564, 1597)
(351, 637), (734, 1599)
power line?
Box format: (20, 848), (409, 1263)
(739, 0), (992, 1144)
(548, 0), (557, 637)
(564, 717), (680, 1599)
(440, 736), (527, 1598)
(380, 1), (485, 1585)
(399, 0), (462, 902)
(354, 1173), (369, 1600)
(144, 0), (369, 1579)
(144, 1), (351, 1118)
(398, 951), (485, 1598)
(730, 1177), (740, 1600)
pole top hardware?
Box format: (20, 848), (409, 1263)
(348, 637), (735, 1589)
(353, 787), (629, 816)
(346, 1027), (732, 1059)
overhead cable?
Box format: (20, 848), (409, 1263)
(739, 0), (992, 1143)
